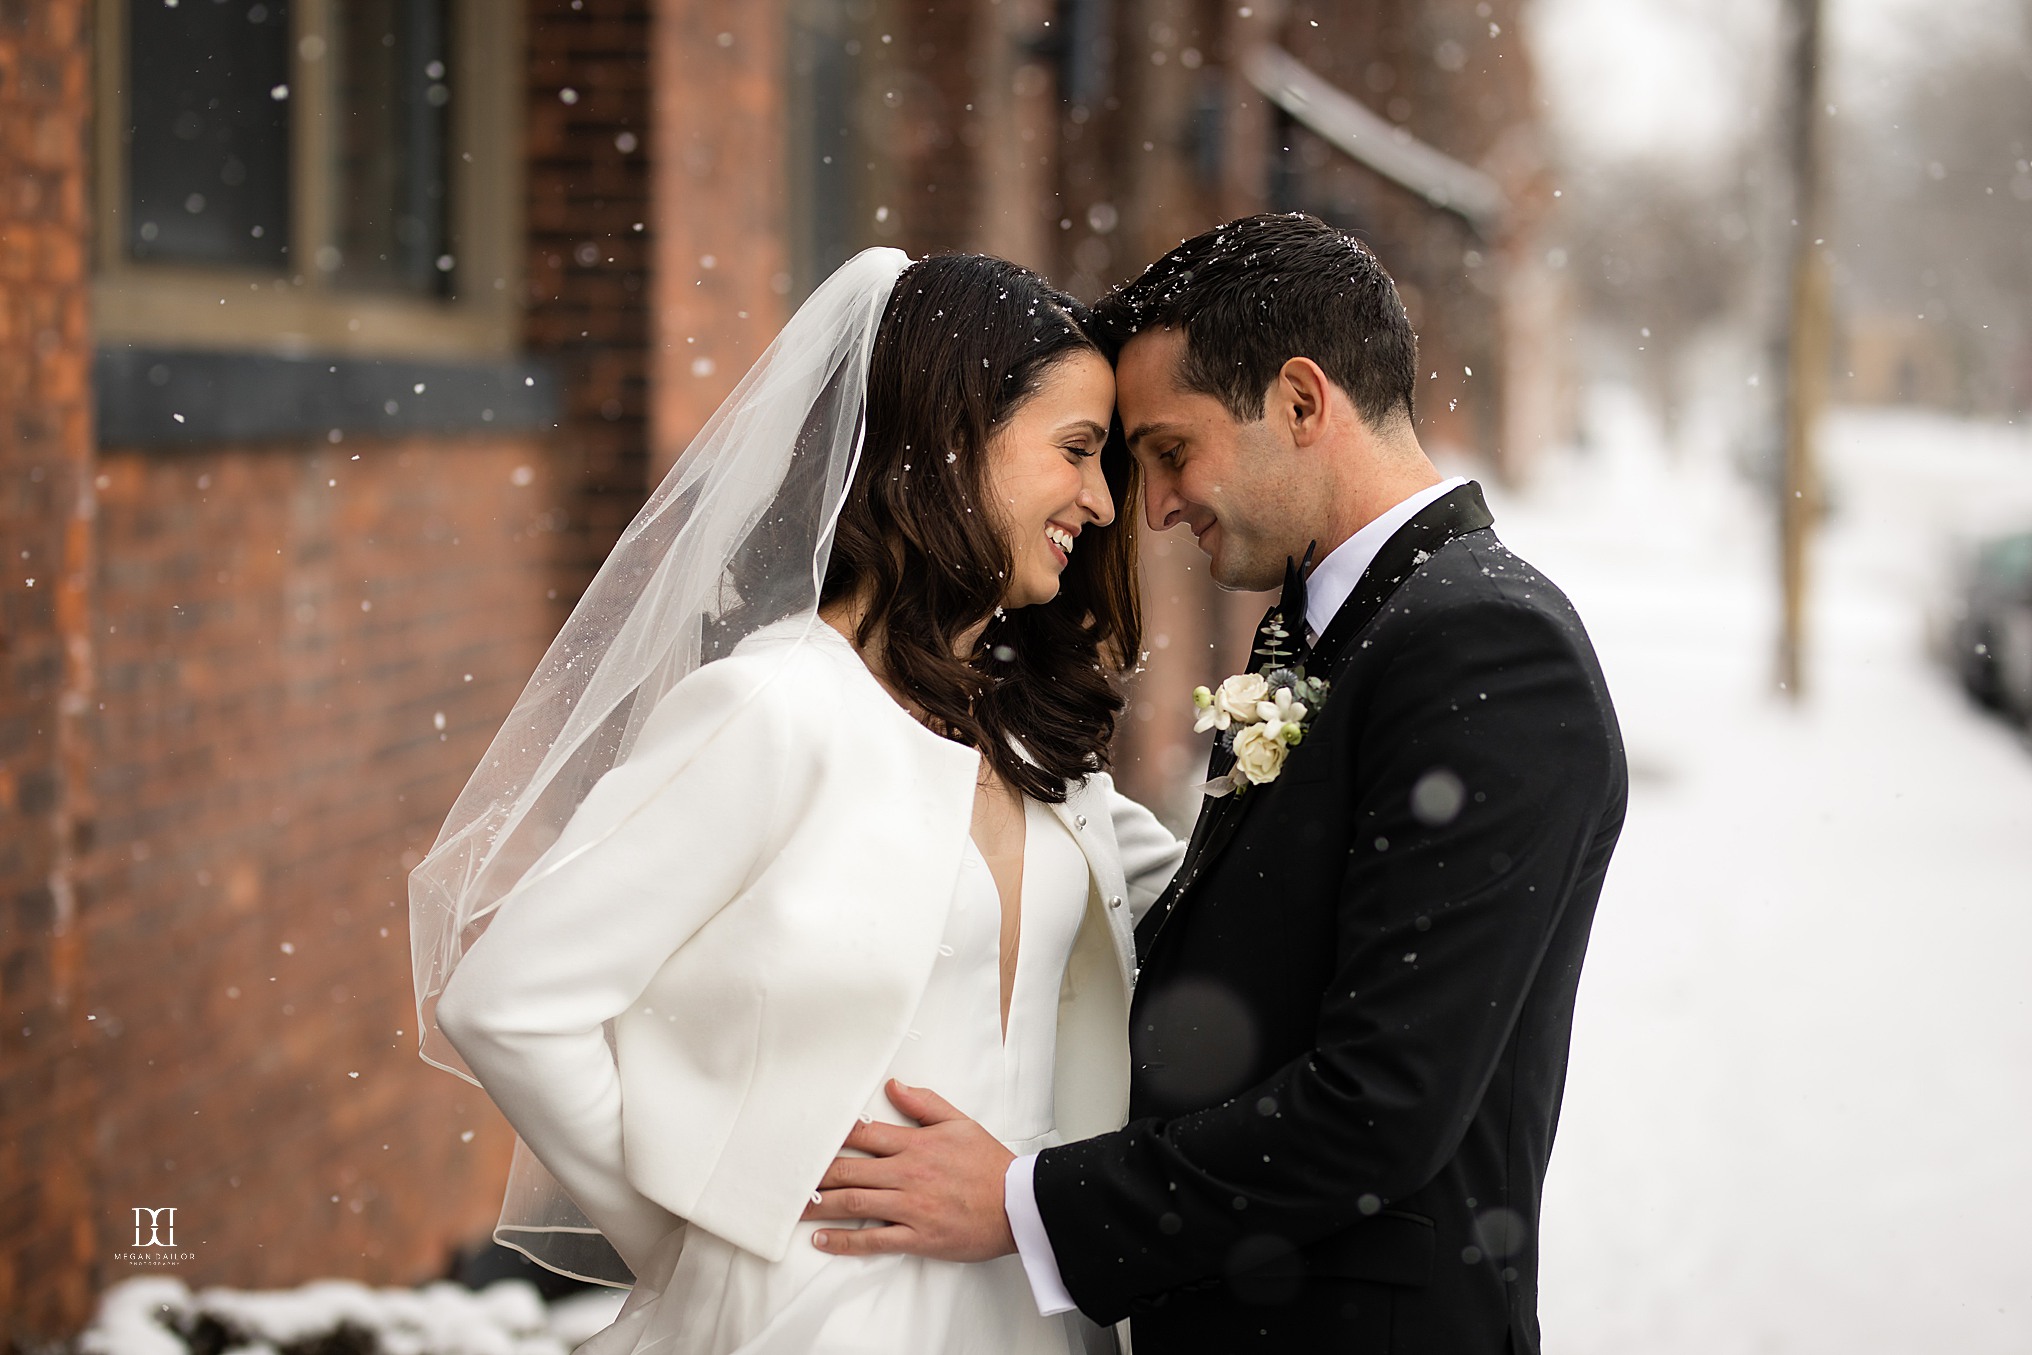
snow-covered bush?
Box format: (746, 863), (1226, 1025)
(76, 1276), (578, 1355)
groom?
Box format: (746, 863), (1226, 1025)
(806, 213), (1627, 1353)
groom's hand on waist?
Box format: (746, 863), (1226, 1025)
(802, 1078), (1017, 1262)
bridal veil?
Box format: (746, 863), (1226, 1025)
(408, 247), (912, 1285)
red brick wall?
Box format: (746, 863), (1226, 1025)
(869, 2), (982, 259)
(527, 0), (659, 591)
(76, 432), (573, 1299)
(648, 0), (789, 480)
(55, 0), (669, 1308)
(0, 0), (100, 1338)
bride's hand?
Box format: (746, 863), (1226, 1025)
(803, 1079), (1017, 1262)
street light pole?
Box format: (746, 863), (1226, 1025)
(1777, 0), (1829, 700)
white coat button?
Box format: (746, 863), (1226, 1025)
(1075, 814), (1088, 829)
(1108, 895), (1123, 909)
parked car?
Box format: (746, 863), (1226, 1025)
(1949, 529), (2032, 719)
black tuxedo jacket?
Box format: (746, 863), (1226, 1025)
(1033, 483), (1627, 1354)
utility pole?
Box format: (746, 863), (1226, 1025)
(1776, 0), (1829, 700)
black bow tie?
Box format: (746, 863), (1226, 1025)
(1248, 540), (1317, 673)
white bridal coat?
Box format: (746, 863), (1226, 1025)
(435, 617), (1185, 1286)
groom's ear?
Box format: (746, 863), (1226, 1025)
(1276, 356), (1333, 448)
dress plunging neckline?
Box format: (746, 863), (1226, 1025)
(967, 800), (1031, 1045)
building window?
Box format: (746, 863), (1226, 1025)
(331, 0), (453, 297)
(126, 0), (294, 271)
(787, 0), (872, 302)
(95, 0), (524, 360)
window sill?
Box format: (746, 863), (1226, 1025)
(92, 271), (523, 363)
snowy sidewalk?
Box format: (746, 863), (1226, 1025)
(1494, 396), (2032, 1354)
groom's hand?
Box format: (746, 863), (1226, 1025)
(801, 1079), (1017, 1262)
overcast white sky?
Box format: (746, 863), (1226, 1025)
(1523, 0), (2024, 172)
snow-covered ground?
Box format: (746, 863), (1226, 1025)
(1496, 390), (2032, 1353)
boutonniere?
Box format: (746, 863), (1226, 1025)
(1190, 662), (1330, 798)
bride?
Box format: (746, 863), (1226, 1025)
(409, 246), (1184, 1354)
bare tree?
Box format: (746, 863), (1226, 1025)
(1557, 156), (1759, 439)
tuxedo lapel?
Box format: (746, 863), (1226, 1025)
(1136, 481), (1496, 965)
(1137, 783), (1229, 962)
(1135, 781), (1262, 961)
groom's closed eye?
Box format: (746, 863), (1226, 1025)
(1132, 443), (1184, 476)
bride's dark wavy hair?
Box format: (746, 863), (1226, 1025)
(818, 252), (1141, 802)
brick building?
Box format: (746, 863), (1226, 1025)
(1, 0), (1553, 1339)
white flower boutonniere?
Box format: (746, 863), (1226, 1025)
(1190, 662), (1330, 797)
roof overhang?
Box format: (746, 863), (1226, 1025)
(1243, 43), (1510, 235)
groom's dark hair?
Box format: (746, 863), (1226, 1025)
(1090, 212), (1419, 431)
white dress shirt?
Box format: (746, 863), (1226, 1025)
(1300, 476), (1468, 645)
(1002, 475), (1469, 1316)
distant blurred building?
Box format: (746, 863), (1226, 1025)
(1, 0), (1556, 1336)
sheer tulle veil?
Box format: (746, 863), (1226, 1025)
(407, 246), (912, 1285)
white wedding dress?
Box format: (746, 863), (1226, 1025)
(575, 795), (1097, 1355)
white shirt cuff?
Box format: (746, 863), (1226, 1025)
(1004, 1151), (1078, 1316)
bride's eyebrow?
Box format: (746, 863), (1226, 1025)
(1056, 420), (1107, 440)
